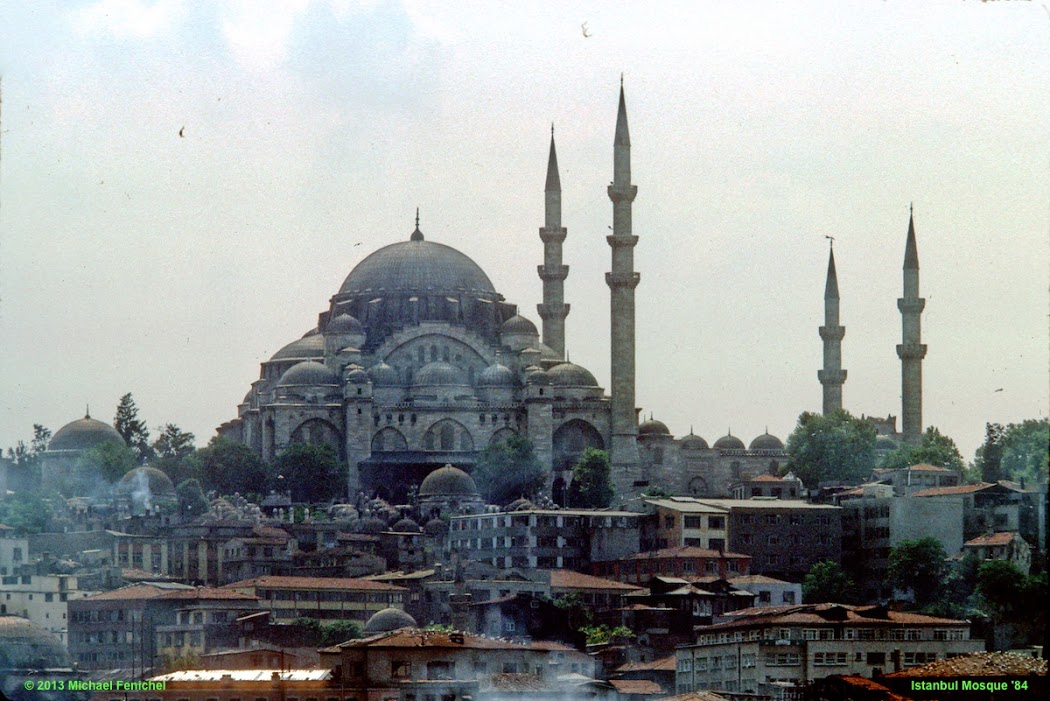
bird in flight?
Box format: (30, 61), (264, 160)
(179, 126), (185, 138)
(581, 22), (591, 38)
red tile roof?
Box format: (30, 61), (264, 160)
(964, 531), (1019, 547)
(906, 463), (954, 472)
(325, 629), (534, 651)
(79, 584), (177, 601)
(614, 655), (676, 673)
(886, 651), (1047, 677)
(153, 587), (259, 601)
(609, 679), (664, 695)
(605, 547), (750, 561)
(911, 482), (996, 497)
(661, 691), (730, 701)
(548, 570), (643, 592)
(700, 603), (968, 630)
(750, 474), (787, 482)
(223, 576), (404, 591)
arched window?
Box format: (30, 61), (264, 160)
(440, 424), (455, 450)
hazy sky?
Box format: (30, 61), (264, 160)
(1, 1), (1047, 465)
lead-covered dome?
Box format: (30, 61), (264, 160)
(363, 607), (417, 633)
(0, 615), (72, 669)
(418, 464), (479, 497)
(117, 466), (176, 496)
(368, 362), (399, 386)
(638, 418), (671, 436)
(326, 313), (363, 335)
(278, 361), (340, 387)
(713, 433), (746, 450)
(548, 362), (599, 387)
(680, 433), (710, 450)
(416, 361), (468, 386)
(749, 432), (784, 450)
(478, 362), (516, 387)
(339, 239), (497, 298)
(270, 333), (325, 361)
(501, 314), (538, 335)
(49, 415), (125, 452)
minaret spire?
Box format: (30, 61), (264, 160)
(897, 207), (927, 444)
(537, 125), (570, 357)
(410, 207), (423, 241)
(607, 80), (641, 491)
(818, 242), (846, 414)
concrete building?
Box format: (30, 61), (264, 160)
(838, 486), (964, 601)
(592, 547), (751, 584)
(961, 531), (1032, 575)
(911, 480), (1046, 550)
(675, 604), (983, 696)
(871, 464), (962, 496)
(0, 572), (97, 644)
(221, 575), (406, 624)
(449, 508), (641, 571)
(728, 575), (802, 608)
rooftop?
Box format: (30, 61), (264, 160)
(885, 651), (1047, 677)
(599, 546), (750, 562)
(693, 603), (970, 633)
(964, 531), (1021, 547)
(223, 576), (405, 591)
(547, 570), (644, 591)
(323, 628), (536, 651)
(151, 670), (331, 682)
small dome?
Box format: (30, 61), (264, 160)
(525, 366), (550, 386)
(345, 366), (370, 384)
(363, 607), (417, 633)
(391, 517), (421, 533)
(875, 436), (899, 451)
(357, 516), (387, 534)
(0, 615), (72, 669)
(424, 518), (449, 536)
(713, 433), (746, 450)
(367, 361), (399, 386)
(416, 361), (467, 386)
(117, 466), (176, 496)
(504, 497), (535, 512)
(548, 362), (598, 388)
(326, 313), (363, 335)
(49, 415), (125, 452)
(680, 433), (710, 450)
(501, 314), (538, 335)
(278, 361), (340, 387)
(749, 432), (784, 450)
(478, 362), (516, 387)
(271, 333), (325, 361)
(638, 418), (671, 436)
(418, 465), (479, 497)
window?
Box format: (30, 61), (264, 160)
(759, 591), (771, 603)
(765, 653), (800, 666)
(391, 661), (411, 678)
(684, 516), (703, 529)
(709, 538), (725, 551)
(782, 591), (796, 604)
(677, 658), (692, 672)
(665, 515), (675, 529)
(867, 652), (886, 665)
(814, 652), (848, 666)
(708, 516), (725, 529)
(904, 652), (937, 666)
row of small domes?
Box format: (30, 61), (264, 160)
(638, 418), (785, 451)
(276, 359), (599, 389)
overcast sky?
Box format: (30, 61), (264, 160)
(1, 1), (1047, 465)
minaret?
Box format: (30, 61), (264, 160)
(818, 243), (846, 414)
(896, 207), (927, 444)
(606, 80), (641, 483)
(537, 126), (570, 358)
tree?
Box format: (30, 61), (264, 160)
(1000, 419), (1049, 485)
(887, 537), (950, 608)
(0, 493), (51, 533)
(72, 440), (138, 488)
(114, 393), (152, 464)
(176, 478), (209, 519)
(568, 448), (613, 508)
(973, 422), (1006, 483)
(784, 410), (876, 486)
(879, 426), (964, 472)
(195, 435), (269, 496)
(272, 442), (344, 503)
(4, 424), (51, 492)
(152, 424), (198, 485)
(975, 561), (1047, 646)
(471, 435), (545, 505)
(803, 560), (858, 604)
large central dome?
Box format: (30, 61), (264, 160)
(338, 239), (497, 298)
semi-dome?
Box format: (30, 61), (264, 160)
(749, 432), (784, 450)
(680, 432), (710, 450)
(478, 362), (516, 386)
(278, 361), (340, 387)
(424, 518), (449, 536)
(345, 366), (370, 384)
(638, 418), (671, 436)
(363, 607), (417, 633)
(338, 238), (497, 299)
(501, 314), (538, 335)
(270, 333), (325, 361)
(0, 615), (72, 669)
(418, 464), (479, 497)
(117, 466), (176, 495)
(416, 361), (468, 386)
(367, 362), (399, 386)
(525, 366), (550, 386)
(49, 415), (125, 452)
(548, 362), (599, 387)
(326, 313), (364, 335)
(713, 433), (746, 450)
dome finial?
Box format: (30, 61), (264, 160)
(411, 207), (424, 241)
(85, 404), (90, 419)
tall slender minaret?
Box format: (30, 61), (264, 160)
(537, 126), (570, 358)
(818, 243), (846, 414)
(606, 80), (641, 480)
(896, 207), (927, 444)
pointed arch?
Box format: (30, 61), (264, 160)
(552, 419), (604, 470)
(422, 418), (474, 452)
(488, 427), (518, 446)
(371, 427), (408, 453)
(290, 418), (343, 459)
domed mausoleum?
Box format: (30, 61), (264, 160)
(40, 412), (127, 491)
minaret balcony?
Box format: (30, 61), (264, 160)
(605, 235), (638, 248)
(606, 184), (638, 203)
(539, 227), (567, 243)
(896, 343), (928, 360)
(818, 369), (847, 384)
(537, 265), (569, 281)
(605, 272), (641, 289)
(819, 326), (845, 341)
(897, 298), (926, 313)
(536, 303), (570, 319)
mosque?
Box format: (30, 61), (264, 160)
(38, 86), (927, 506)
